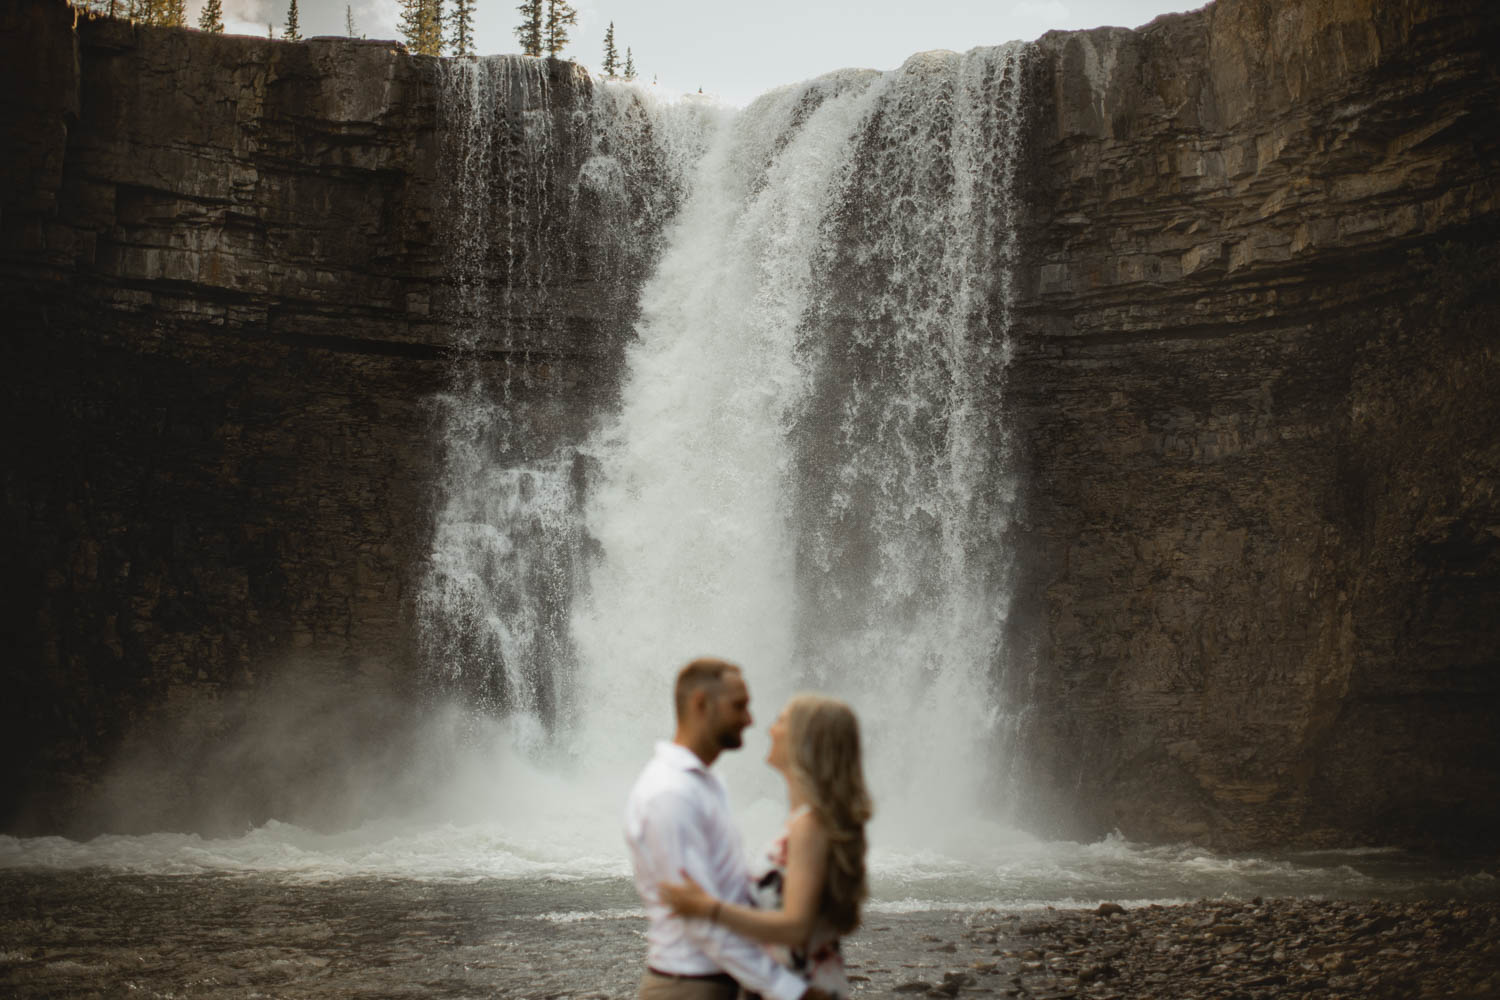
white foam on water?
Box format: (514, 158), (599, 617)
(5, 813), (1478, 907)
(537, 907), (647, 922)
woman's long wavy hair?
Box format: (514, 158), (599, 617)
(784, 694), (873, 935)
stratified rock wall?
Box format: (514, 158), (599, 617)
(0, 0), (613, 834)
(1007, 0), (1500, 847)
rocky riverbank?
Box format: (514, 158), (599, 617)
(900, 897), (1500, 999)
(2, 870), (1497, 998)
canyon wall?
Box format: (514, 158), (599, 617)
(2, 0), (1497, 847)
(1007, 0), (1500, 847)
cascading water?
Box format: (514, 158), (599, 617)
(408, 45), (1036, 862)
(416, 60), (721, 751)
(417, 57), (575, 739)
(567, 46), (1031, 856)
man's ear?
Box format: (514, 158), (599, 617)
(689, 687), (710, 718)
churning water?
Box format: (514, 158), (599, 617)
(4, 53), (1496, 911)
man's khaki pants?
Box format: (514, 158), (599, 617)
(638, 969), (739, 1000)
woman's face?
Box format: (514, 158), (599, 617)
(766, 707), (790, 773)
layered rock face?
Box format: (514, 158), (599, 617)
(0, 0), (624, 834)
(1007, 0), (1500, 847)
(2, 0), (1497, 848)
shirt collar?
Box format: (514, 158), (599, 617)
(655, 740), (710, 774)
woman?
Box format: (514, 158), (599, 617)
(660, 694), (873, 997)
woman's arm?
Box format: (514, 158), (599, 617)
(659, 810), (830, 948)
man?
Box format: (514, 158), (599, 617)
(624, 658), (821, 1000)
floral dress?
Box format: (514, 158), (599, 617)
(747, 805), (848, 997)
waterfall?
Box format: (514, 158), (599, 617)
(421, 45), (1031, 852)
(417, 59), (722, 751)
(572, 46), (1031, 845)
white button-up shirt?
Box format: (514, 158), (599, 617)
(624, 741), (806, 1000)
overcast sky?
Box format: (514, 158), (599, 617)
(208, 0), (1205, 106)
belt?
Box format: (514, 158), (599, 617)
(647, 967), (738, 988)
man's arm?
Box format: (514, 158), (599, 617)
(640, 794), (807, 1000)
(661, 809), (830, 947)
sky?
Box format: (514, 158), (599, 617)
(207, 0), (1206, 106)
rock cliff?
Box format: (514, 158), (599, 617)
(2, 0), (1497, 847)
(1007, 0), (1500, 847)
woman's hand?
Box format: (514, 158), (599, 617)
(658, 870), (716, 919)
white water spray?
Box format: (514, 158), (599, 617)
(568, 46), (1032, 854)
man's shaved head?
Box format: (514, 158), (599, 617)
(674, 658), (742, 721)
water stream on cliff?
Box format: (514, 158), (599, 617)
(414, 58), (723, 747)
(5, 54), (1497, 924)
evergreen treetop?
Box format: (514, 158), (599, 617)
(601, 21), (618, 76)
(283, 0), (301, 41)
(514, 0), (542, 57)
(345, 3), (356, 36)
(449, 0), (475, 56)
(400, 0), (444, 56)
(127, 0), (185, 27)
(198, 0), (224, 32)
(623, 47), (636, 81)
(543, 0), (576, 57)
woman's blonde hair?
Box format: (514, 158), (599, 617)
(783, 694), (873, 935)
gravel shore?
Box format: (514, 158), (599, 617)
(856, 897), (1500, 999)
(2, 871), (1496, 998)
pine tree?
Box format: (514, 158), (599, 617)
(542, 0), (575, 57)
(198, 0), (223, 31)
(601, 21), (618, 76)
(283, 0), (300, 40)
(345, 3), (356, 36)
(399, 0), (420, 49)
(514, 0), (542, 57)
(622, 47), (636, 81)
(400, 0), (443, 56)
(128, 0), (184, 26)
(449, 0), (474, 56)
(428, 0), (445, 53)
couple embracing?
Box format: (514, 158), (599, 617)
(624, 658), (872, 1000)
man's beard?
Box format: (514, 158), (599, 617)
(714, 718), (744, 750)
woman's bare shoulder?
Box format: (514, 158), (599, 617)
(788, 805), (831, 846)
